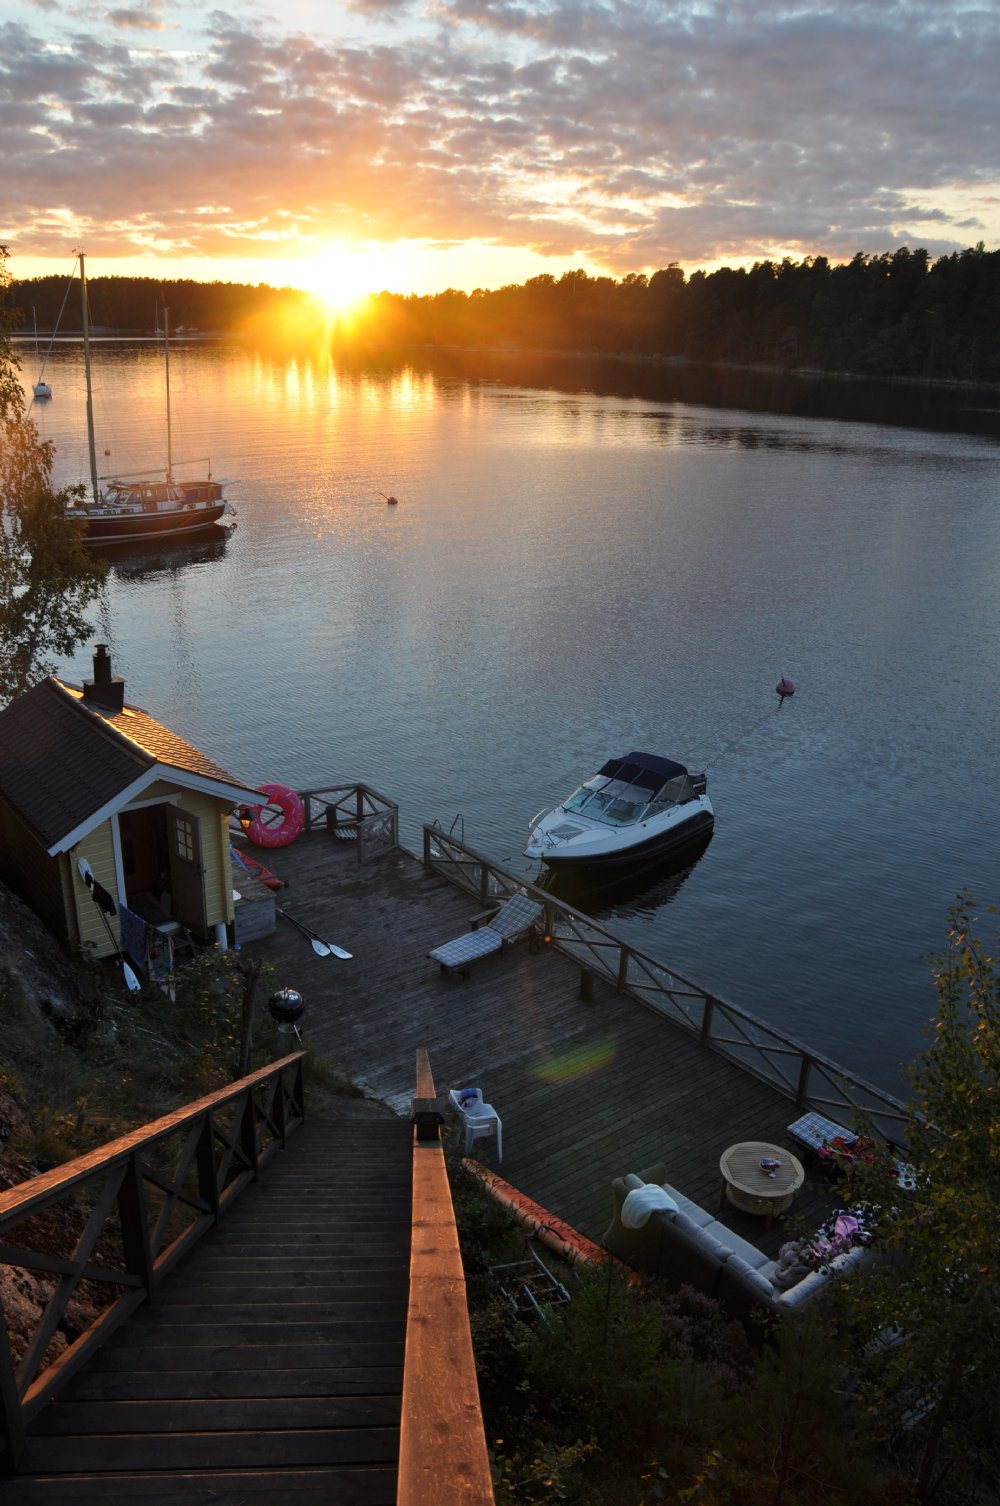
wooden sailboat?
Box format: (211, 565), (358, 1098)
(68, 253), (235, 546)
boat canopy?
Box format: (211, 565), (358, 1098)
(596, 751), (689, 791)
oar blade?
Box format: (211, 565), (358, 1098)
(310, 938), (332, 957)
(327, 944), (353, 959)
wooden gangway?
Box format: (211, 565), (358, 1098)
(0, 1057), (494, 1505)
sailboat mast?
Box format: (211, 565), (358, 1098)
(78, 252), (100, 506)
(163, 306), (173, 482)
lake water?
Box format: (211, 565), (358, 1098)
(24, 340), (1000, 1098)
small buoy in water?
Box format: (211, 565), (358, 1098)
(776, 677), (796, 698)
(386, 495), (398, 505)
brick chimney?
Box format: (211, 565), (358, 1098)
(82, 644), (125, 713)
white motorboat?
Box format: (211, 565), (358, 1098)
(525, 750), (714, 869)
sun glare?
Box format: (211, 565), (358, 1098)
(300, 248), (378, 316)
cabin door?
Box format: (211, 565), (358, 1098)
(166, 809), (206, 932)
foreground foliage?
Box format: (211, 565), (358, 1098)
(449, 1159), (891, 1505)
(835, 896), (1000, 1504)
(0, 243), (104, 705)
(0, 950), (294, 1173)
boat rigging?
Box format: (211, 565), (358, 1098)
(67, 252), (236, 546)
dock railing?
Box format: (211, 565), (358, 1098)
(422, 827), (911, 1149)
(301, 783), (399, 863)
(400, 1050), (495, 1506)
(0, 1052), (305, 1471)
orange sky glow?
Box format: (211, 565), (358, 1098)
(3, 2), (998, 302)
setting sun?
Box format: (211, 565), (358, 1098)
(299, 245), (377, 316)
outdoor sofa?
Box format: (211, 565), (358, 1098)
(603, 1164), (872, 1321)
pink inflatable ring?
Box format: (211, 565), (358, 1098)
(239, 783), (305, 849)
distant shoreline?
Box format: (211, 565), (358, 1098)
(12, 332), (1000, 398)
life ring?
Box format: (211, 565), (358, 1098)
(239, 783), (305, 849)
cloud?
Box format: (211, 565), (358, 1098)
(106, 5), (167, 30)
(2, 0), (998, 279)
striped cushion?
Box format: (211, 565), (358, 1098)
(429, 930), (504, 968)
(489, 894), (542, 939)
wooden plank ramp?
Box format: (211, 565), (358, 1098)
(243, 834), (844, 1259)
(1, 1098), (411, 1506)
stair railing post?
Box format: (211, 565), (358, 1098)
(411, 1049), (444, 1143)
(117, 1148), (156, 1299)
(275, 1065), (288, 1145)
(196, 1109), (221, 1222)
(239, 1083), (260, 1180)
(0, 1308), (25, 1472)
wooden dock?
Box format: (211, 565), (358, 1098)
(0, 817), (880, 1499)
(241, 831), (843, 1257)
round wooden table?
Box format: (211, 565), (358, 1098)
(719, 1141), (805, 1227)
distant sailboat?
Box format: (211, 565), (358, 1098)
(66, 253), (236, 546)
(31, 309), (51, 399)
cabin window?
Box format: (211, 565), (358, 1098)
(173, 814), (195, 863)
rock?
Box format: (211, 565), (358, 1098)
(0, 879), (89, 1026)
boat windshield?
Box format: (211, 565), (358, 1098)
(564, 777), (653, 826)
(563, 778), (611, 813)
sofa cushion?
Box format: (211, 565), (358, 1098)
(671, 1192), (715, 1229)
(716, 1253), (777, 1317)
(702, 1219), (772, 1271)
(663, 1214), (736, 1294)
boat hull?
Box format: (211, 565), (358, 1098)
(78, 503), (230, 546)
(536, 807), (715, 870)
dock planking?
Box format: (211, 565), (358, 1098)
(245, 831), (842, 1256)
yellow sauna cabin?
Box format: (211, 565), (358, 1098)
(0, 645), (267, 975)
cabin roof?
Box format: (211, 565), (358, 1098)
(0, 676), (261, 855)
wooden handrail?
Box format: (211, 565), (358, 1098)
(422, 826), (911, 1147)
(399, 1052), (495, 1506)
(0, 1052), (305, 1469)
(298, 784), (400, 863)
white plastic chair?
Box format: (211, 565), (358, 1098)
(448, 1086), (484, 1114)
(462, 1103), (502, 1163)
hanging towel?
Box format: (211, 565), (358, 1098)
(148, 931), (175, 983)
(119, 906), (148, 969)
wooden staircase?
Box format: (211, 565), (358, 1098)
(3, 1099), (412, 1505)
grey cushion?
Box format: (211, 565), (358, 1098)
(716, 1253), (777, 1317)
(702, 1219), (772, 1270)
(664, 1215), (735, 1294)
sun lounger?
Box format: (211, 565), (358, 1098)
(429, 892), (543, 977)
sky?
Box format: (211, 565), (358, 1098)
(2, 0), (999, 301)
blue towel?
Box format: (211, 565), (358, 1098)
(119, 906), (147, 969)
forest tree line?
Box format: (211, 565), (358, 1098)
(12, 242), (1000, 383)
